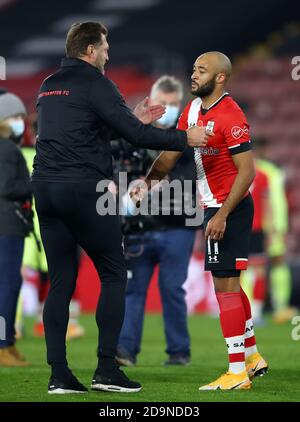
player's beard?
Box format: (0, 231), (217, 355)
(191, 76), (216, 98)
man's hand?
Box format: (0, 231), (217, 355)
(186, 126), (213, 147)
(133, 97), (165, 124)
(205, 211), (227, 241)
(129, 179), (148, 206)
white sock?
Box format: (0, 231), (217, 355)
(245, 318), (258, 358)
(225, 334), (246, 374)
(229, 361), (246, 374)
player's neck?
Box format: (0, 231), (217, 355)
(201, 90), (226, 110)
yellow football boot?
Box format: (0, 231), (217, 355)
(199, 371), (251, 390)
(273, 307), (298, 324)
(246, 352), (268, 380)
(66, 322), (85, 340)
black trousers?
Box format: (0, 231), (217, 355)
(32, 181), (127, 369)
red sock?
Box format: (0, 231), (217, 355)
(240, 287), (252, 320)
(240, 287), (258, 357)
(216, 292), (246, 374)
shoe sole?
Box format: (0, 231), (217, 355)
(247, 358), (269, 380)
(91, 384), (141, 393)
(48, 388), (87, 394)
(232, 380), (252, 390)
(199, 380), (252, 391)
(249, 365), (269, 380)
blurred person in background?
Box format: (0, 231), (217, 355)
(0, 89), (31, 367)
(254, 137), (296, 323)
(242, 165), (269, 325)
(116, 76), (197, 367)
(20, 118), (85, 340)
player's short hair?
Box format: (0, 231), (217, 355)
(150, 75), (183, 101)
(66, 22), (108, 58)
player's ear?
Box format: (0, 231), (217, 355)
(86, 44), (95, 57)
(215, 73), (226, 84)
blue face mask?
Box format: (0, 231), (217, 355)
(8, 119), (25, 137)
(156, 105), (180, 128)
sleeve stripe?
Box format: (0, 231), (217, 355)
(229, 140), (252, 155)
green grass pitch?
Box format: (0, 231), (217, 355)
(0, 314), (299, 402)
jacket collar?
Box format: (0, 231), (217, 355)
(61, 57), (102, 74)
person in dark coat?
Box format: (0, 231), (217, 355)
(0, 90), (32, 367)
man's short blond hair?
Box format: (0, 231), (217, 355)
(150, 75), (183, 101)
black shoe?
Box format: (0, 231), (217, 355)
(91, 367), (142, 393)
(164, 354), (190, 366)
(48, 373), (88, 394)
(115, 346), (136, 367)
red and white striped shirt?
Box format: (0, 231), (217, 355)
(177, 94), (251, 208)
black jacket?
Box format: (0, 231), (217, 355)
(0, 138), (32, 237)
(33, 58), (187, 182)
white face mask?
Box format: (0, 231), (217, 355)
(156, 105), (180, 128)
(121, 192), (137, 216)
(8, 118), (25, 137)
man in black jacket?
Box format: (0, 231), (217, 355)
(32, 21), (209, 394)
(0, 90), (31, 367)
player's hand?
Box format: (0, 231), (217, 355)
(186, 126), (213, 148)
(129, 180), (148, 206)
(133, 97), (166, 124)
(205, 212), (227, 241)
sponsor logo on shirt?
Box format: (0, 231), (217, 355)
(231, 125), (248, 139)
(196, 147), (219, 155)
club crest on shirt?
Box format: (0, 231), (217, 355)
(206, 121), (215, 134)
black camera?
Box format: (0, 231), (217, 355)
(111, 139), (198, 236)
(111, 139), (153, 183)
